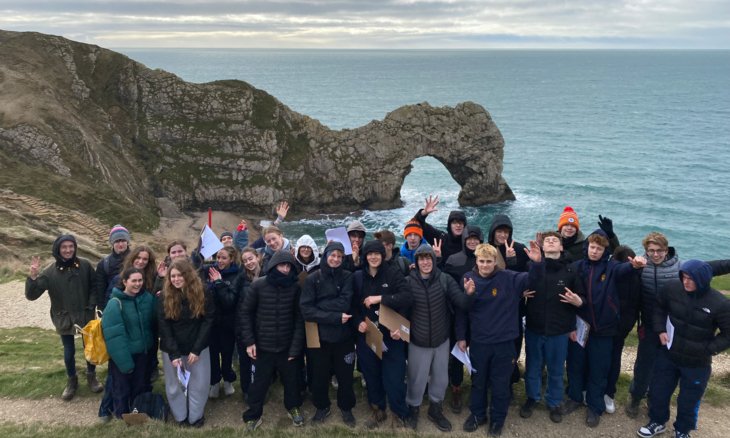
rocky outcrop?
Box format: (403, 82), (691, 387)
(0, 30), (513, 227)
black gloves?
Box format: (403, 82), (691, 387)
(598, 215), (614, 238)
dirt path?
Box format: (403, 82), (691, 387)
(1, 280), (728, 436)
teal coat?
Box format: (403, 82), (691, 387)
(102, 288), (156, 373)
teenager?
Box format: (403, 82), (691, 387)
(300, 242), (357, 426)
(159, 259), (215, 427)
(26, 234), (100, 400)
(400, 219), (428, 264)
(101, 267), (156, 418)
(342, 220), (367, 271)
(238, 251), (305, 430)
(259, 226), (294, 272)
(557, 207), (618, 263)
(373, 229), (411, 277)
(295, 235), (321, 274)
(96, 224), (131, 309)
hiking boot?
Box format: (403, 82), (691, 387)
(427, 402), (452, 432)
(586, 409), (600, 428)
(449, 385), (463, 413)
(87, 372), (103, 393)
(488, 422), (503, 437)
(408, 405), (420, 430)
(365, 405), (387, 430)
(288, 407), (304, 426)
(519, 399), (537, 418)
(61, 375), (78, 401)
(561, 399), (583, 416)
(549, 406), (563, 423)
(311, 406), (331, 424)
(462, 414), (486, 432)
(341, 409), (356, 427)
(223, 381), (235, 396)
(209, 383), (220, 399)
(626, 395), (641, 418)
(244, 417), (262, 432)
(637, 421), (667, 437)
(604, 394), (616, 414)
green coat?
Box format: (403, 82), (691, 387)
(102, 288), (157, 373)
(25, 259), (96, 335)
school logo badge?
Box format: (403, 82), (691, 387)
(601, 274), (606, 282)
(492, 288), (498, 297)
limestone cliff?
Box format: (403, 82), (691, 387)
(0, 30), (514, 230)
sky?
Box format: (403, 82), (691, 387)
(1, 0), (729, 49)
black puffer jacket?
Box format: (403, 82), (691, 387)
(207, 264), (244, 331)
(525, 256), (585, 336)
(237, 251), (304, 357)
(654, 260), (730, 367)
(352, 262), (412, 336)
(488, 214), (529, 272)
(406, 245), (474, 348)
(443, 225), (483, 287)
(300, 243), (355, 344)
(157, 289), (215, 361)
(415, 209), (466, 268)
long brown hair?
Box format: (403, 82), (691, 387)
(121, 245), (157, 290)
(162, 259), (206, 320)
(240, 247), (262, 281)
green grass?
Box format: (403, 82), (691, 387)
(0, 266), (25, 284)
(711, 274), (730, 291)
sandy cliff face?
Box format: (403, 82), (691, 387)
(0, 30), (513, 230)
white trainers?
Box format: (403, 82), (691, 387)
(637, 422), (667, 437)
(209, 383), (220, 399)
(604, 395), (616, 414)
(223, 380), (235, 396)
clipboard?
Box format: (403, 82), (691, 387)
(305, 321), (320, 348)
(378, 304), (411, 343)
(364, 317), (384, 359)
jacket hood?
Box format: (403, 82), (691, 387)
(320, 241), (345, 269)
(447, 210), (467, 230)
(265, 251), (298, 275)
(362, 240), (386, 258)
(488, 214), (513, 244)
(414, 244), (436, 265)
(346, 220), (367, 235)
(583, 229), (610, 262)
(295, 234), (321, 269)
(679, 259), (713, 293)
(462, 225), (484, 245)
(52, 234), (77, 262)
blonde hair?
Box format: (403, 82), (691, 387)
(474, 243), (499, 260)
(162, 259), (206, 320)
(642, 232), (668, 250)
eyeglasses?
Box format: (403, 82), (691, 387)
(646, 249), (667, 255)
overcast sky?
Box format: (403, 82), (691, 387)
(1, 0), (729, 49)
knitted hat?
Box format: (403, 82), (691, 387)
(109, 224), (131, 245)
(404, 219), (423, 239)
(557, 206), (580, 231)
(362, 240), (386, 258)
(220, 231), (234, 240)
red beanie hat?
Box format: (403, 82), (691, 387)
(404, 219), (423, 239)
(557, 206), (580, 231)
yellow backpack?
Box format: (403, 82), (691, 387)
(75, 308), (109, 365)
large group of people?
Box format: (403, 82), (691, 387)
(24, 198), (730, 438)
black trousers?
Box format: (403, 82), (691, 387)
(242, 350), (302, 421)
(309, 340), (356, 410)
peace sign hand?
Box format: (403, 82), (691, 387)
(559, 287), (583, 307)
(505, 239), (516, 258)
(30, 256), (41, 280)
(432, 238), (442, 258)
(423, 194), (440, 216)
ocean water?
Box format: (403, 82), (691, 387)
(121, 49), (730, 259)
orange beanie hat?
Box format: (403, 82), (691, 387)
(404, 219), (423, 239)
(557, 206), (580, 231)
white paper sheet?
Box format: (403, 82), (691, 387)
(199, 224), (224, 259)
(666, 317), (675, 350)
(576, 316), (590, 348)
(177, 365), (191, 396)
(451, 344), (474, 374)
(325, 227), (353, 255)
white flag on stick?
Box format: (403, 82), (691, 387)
(200, 225), (224, 259)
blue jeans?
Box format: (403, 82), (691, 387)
(468, 341), (516, 427)
(356, 333), (408, 418)
(648, 349), (710, 434)
(566, 334), (613, 415)
(524, 329), (568, 408)
(60, 334), (95, 377)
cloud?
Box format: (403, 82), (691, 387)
(0, 0), (728, 48)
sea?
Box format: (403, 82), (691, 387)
(120, 49), (730, 260)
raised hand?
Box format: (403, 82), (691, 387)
(276, 201), (289, 220)
(238, 219), (247, 231)
(432, 238), (443, 258)
(534, 231), (544, 247)
(208, 267), (222, 281)
(463, 277), (476, 295)
(505, 239), (516, 258)
(156, 261), (168, 278)
(524, 240), (543, 263)
(598, 215), (614, 238)
(559, 287), (583, 307)
(422, 194), (440, 216)
(29, 256), (41, 280)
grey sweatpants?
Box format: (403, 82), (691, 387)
(406, 339), (450, 407)
(163, 348), (211, 423)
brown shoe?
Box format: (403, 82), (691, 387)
(87, 372), (104, 393)
(365, 405), (387, 430)
(449, 385), (462, 414)
(61, 375), (78, 401)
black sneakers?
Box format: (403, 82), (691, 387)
(427, 402), (452, 432)
(462, 414), (486, 432)
(311, 406), (330, 423)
